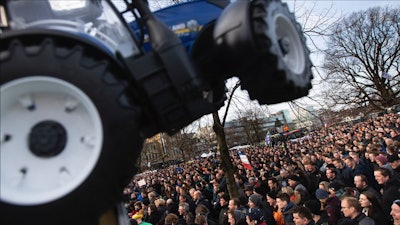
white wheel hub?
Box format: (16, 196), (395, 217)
(0, 76), (103, 205)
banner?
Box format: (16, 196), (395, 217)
(238, 150), (252, 170)
(137, 179), (146, 187)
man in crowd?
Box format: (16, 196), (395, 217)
(388, 154), (400, 178)
(339, 196), (375, 225)
(391, 200), (400, 225)
(276, 193), (298, 225)
(292, 206), (317, 225)
(353, 174), (380, 198)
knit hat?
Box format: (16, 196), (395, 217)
(376, 155), (387, 165)
(246, 208), (264, 224)
(248, 194), (262, 207)
(315, 189), (329, 199)
(304, 200), (321, 215)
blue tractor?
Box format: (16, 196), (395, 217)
(0, 0), (312, 224)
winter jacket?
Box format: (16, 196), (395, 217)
(282, 202), (298, 225)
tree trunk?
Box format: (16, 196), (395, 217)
(212, 112), (239, 199)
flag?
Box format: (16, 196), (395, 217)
(265, 131), (271, 146)
(238, 150), (252, 170)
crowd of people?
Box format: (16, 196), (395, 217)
(122, 113), (400, 225)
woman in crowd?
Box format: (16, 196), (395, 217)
(358, 191), (391, 224)
(145, 204), (163, 225)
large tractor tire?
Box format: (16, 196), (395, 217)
(240, 0), (313, 104)
(0, 37), (143, 225)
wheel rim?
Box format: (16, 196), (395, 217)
(0, 76), (103, 205)
(273, 12), (305, 75)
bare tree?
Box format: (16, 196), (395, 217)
(323, 6), (400, 110)
(167, 126), (198, 161)
(212, 81), (241, 199)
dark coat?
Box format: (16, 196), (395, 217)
(325, 196), (341, 225)
(282, 202), (298, 225)
(381, 177), (400, 221)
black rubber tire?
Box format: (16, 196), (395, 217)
(0, 37), (143, 225)
(240, 0), (313, 104)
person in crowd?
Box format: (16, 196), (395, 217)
(149, 191), (159, 205)
(267, 192), (284, 225)
(358, 191), (391, 224)
(165, 185), (179, 203)
(196, 204), (218, 225)
(373, 167), (400, 221)
(325, 167), (341, 185)
(353, 174), (380, 198)
(304, 160), (328, 195)
(303, 200), (330, 225)
(155, 199), (168, 225)
(228, 198), (247, 215)
(244, 185), (254, 198)
(268, 177), (282, 196)
(328, 181), (344, 199)
(288, 175), (309, 205)
(131, 201), (145, 219)
(344, 156), (372, 189)
(281, 186), (296, 203)
(165, 213), (179, 225)
(193, 190), (212, 212)
(166, 199), (179, 216)
(339, 196), (375, 225)
(277, 169), (290, 188)
(245, 208), (266, 225)
(332, 158), (352, 187)
(140, 190), (151, 206)
(292, 206), (317, 225)
(133, 213), (153, 225)
(195, 214), (208, 225)
(388, 154), (400, 178)
(375, 154), (388, 167)
(217, 193), (230, 225)
(315, 189), (340, 225)
(145, 203), (162, 225)
(277, 192), (298, 225)
(391, 200), (400, 225)
(178, 202), (195, 225)
(318, 181), (330, 193)
(227, 209), (246, 225)
(248, 193), (277, 225)
(180, 194), (196, 216)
